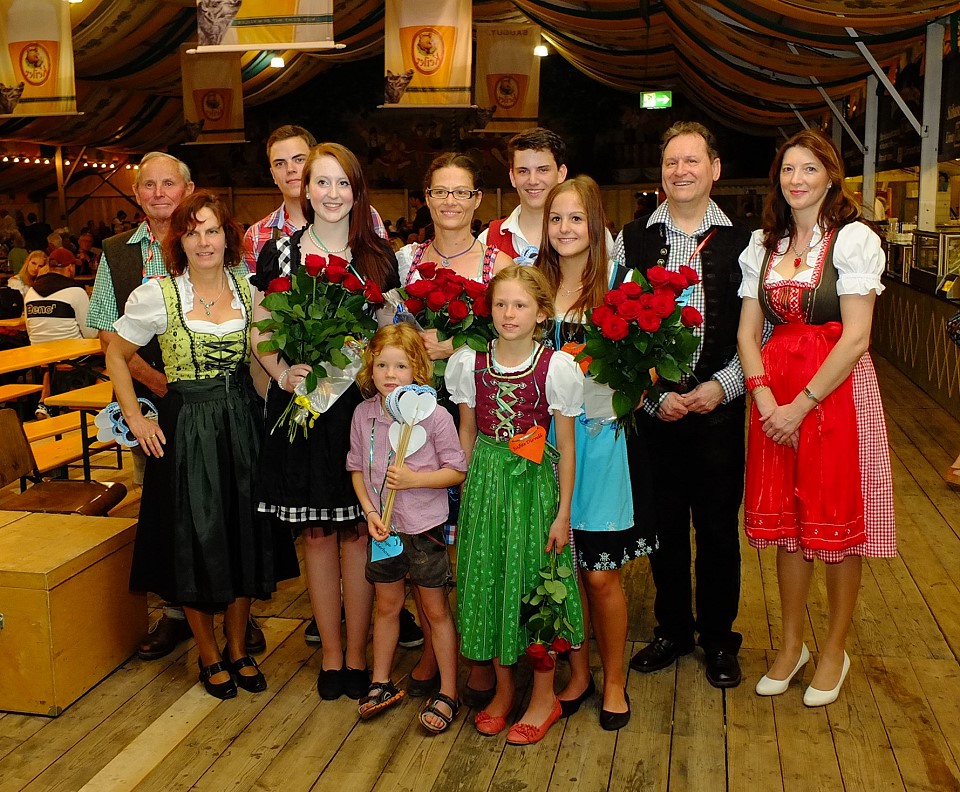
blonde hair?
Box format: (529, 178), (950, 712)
(488, 264), (555, 341)
(20, 250), (47, 287)
(356, 323), (434, 397)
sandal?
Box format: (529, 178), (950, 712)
(358, 680), (405, 720)
(419, 693), (461, 734)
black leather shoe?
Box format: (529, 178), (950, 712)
(629, 638), (695, 673)
(138, 614), (192, 661)
(198, 658), (237, 700)
(559, 675), (596, 718)
(245, 615), (267, 655)
(599, 690), (630, 731)
(317, 666), (344, 700)
(704, 650), (742, 688)
(225, 651), (267, 693)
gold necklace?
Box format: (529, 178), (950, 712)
(559, 283), (583, 296)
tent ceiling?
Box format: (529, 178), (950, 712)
(0, 0), (957, 188)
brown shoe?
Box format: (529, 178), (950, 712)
(138, 614), (192, 660)
(245, 615), (266, 655)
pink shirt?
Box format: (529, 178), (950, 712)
(346, 396), (467, 534)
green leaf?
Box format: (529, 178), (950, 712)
(556, 565), (572, 579)
(658, 357), (682, 382)
(304, 371), (317, 392)
(612, 389), (635, 419)
(466, 334), (488, 352)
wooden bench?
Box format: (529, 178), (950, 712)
(44, 380), (114, 411)
(31, 434), (118, 477)
(23, 411), (95, 443)
(0, 382), (43, 403)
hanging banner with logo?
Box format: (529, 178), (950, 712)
(0, 0), (77, 117)
(181, 47), (246, 144)
(383, 0), (472, 107)
(192, 0), (335, 53)
(474, 25), (541, 133)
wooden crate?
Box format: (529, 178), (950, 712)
(0, 510), (146, 716)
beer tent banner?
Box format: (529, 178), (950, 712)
(181, 47), (246, 144)
(474, 24), (541, 133)
(383, 0), (472, 107)
(0, 0), (77, 117)
(193, 0), (334, 53)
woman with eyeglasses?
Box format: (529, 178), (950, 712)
(398, 153), (513, 361)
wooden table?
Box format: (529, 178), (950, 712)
(0, 337), (102, 376)
(0, 316), (25, 332)
(44, 380), (116, 481)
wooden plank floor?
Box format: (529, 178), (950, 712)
(2, 352), (959, 791)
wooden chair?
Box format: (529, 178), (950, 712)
(0, 409), (127, 516)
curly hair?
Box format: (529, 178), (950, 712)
(356, 323), (434, 397)
(761, 129), (861, 252)
(163, 190), (244, 276)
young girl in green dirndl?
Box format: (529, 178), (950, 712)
(445, 265), (585, 745)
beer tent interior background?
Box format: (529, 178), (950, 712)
(0, 0), (958, 196)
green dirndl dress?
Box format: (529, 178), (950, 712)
(454, 344), (584, 665)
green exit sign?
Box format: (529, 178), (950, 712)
(641, 91), (672, 109)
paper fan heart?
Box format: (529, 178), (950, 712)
(395, 388), (437, 425)
(388, 422), (427, 458)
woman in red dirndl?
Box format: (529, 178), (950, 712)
(737, 129), (895, 707)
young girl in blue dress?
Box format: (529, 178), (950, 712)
(445, 265), (584, 745)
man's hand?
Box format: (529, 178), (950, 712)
(680, 380), (724, 414)
(657, 391), (689, 422)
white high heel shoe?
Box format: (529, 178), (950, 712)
(803, 652), (850, 707)
(755, 644), (810, 696)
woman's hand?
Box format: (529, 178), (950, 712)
(385, 464), (418, 491)
(280, 363), (313, 393)
(761, 402), (808, 446)
(367, 512), (389, 540)
(128, 413), (165, 457)
(419, 328), (455, 361)
(545, 515), (571, 553)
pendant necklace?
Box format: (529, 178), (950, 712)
(791, 232), (816, 268)
(433, 238), (477, 267)
(195, 275), (226, 317)
(559, 282), (583, 296)
(308, 225), (349, 254)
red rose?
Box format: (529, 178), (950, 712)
(638, 292), (655, 309)
(678, 264), (700, 286)
(416, 261), (437, 280)
(591, 305), (614, 327)
(616, 299), (642, 322)
(600, 315), (629, 341)
(324, 264), (347, 284)
(442, 280), (465, 300)
(619, 281), (643, 298)
(448, 299), (469, 322)
(303, 253), (325, 278)
(343, 274), (364, 293)
(666, 270), (688, 294)
(426, 289), (448, 312)
(406, 279), (432, 298)
(525, 642), (556, 672)
(328, 254), (349, 269)
(646, 266), (671, 288)
(472, 294), (491, 317)
(550, 636), (572, 653)
(266, 276), (291, 294)
(364, 280), (384, 305)
(651, 290), (677, 318)
(464, 279), (486, 299)
(403, 297), (425, 315)
(604, 289), (626, 307)
(681, 305), (704, 327)
(433, 268), (453, 283)
(637, 308), (662, 332)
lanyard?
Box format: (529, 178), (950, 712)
(687, 227), (717, 266)
(368, 417), (393, 512)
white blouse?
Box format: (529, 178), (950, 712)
(739, 222), (885, 300)
(444, 344), (584, 417)
(114, 271), (247, 347)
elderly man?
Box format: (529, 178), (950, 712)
(87, 152), (264, 661)
(615, 121), (750, 688)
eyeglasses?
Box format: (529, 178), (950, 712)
(426, 188), (479, 200)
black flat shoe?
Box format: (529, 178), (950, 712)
(704, 649), (742, 689)
(406, 671), (440, 698)
(342, 667), (372, 700)
(317, 666), (344, 700)
(226, 651), (267, 693)
(462, 683), (496, 709)
(629, 638), (695, 673)
(198, 658), (237, 700)
(559, 675), (596, 718)
(599, 690), (630, 731)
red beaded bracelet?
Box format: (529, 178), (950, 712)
(746, 374), (770, 392)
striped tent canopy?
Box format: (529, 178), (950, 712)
(0, 0), (956, 190)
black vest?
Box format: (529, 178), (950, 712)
(102, 229), (165, 397)
(621, 213), (750, 390)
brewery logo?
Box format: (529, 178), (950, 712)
(19, 42), (52, 87)
(412, 27), (444, 75)
(200, 90), (226, 122)
(494, 76), (520, 109)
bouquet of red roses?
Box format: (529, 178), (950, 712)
(398, 262), (494, 376)
(579, 264), (703, 427)
(254, 253), (384, 440)
(520, 553), (576, 672)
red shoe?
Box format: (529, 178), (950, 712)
(475, 702), (512, 736)
(506, 698), (562, 745)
